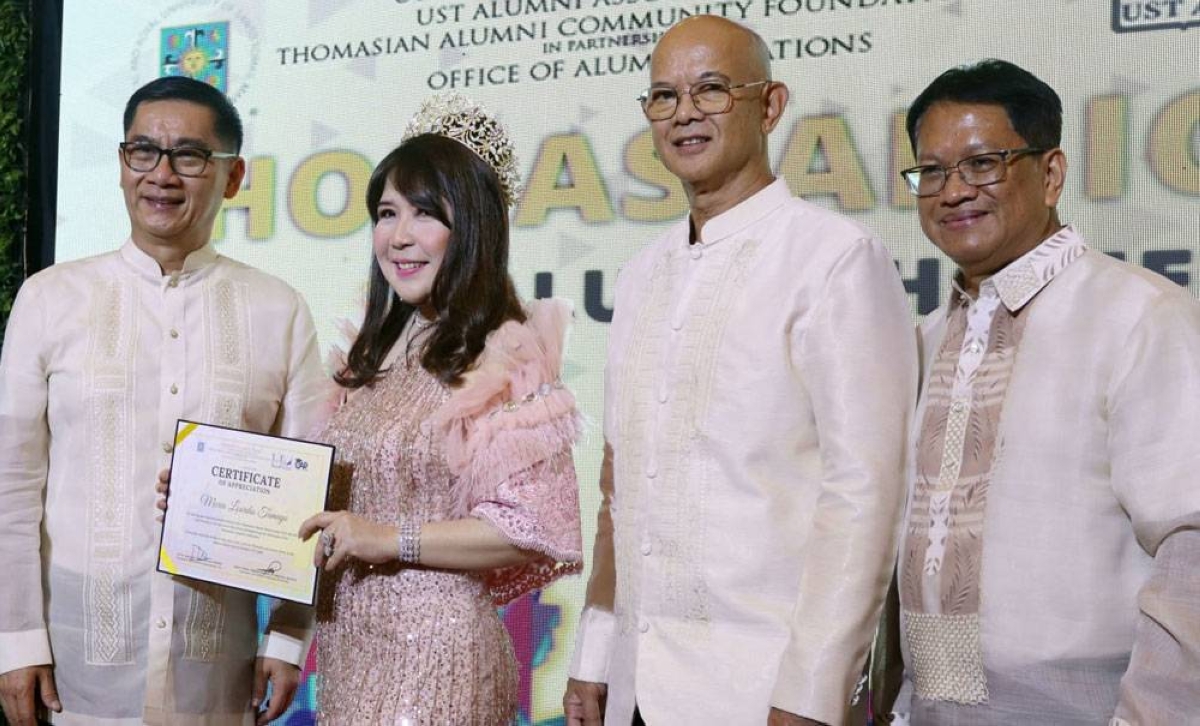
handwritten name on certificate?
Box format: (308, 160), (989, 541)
(157, 420), (334, 605)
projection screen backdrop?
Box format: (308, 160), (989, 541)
(55, 1), (1199, 722)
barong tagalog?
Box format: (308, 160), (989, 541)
(157, 420), (334, 605)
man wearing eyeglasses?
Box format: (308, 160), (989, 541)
(890, 59), (1200, 724)
(565, 15), (917, 726)
(0, 76), (325, 725)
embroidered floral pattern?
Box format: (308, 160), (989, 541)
(613, 238), (761, 633)
(902, 229), (1087, 704)
(84, 278), (137, 665)
(182, 278), (253, 661)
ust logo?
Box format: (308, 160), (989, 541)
(133, 4), (259, 101)
(1113, 0), (1200, 31)
(161, 22), (230, 90)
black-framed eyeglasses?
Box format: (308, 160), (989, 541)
(900, 147), (1048, 197)
(637, 79), (770, 121)
(119, 142), (238, 177)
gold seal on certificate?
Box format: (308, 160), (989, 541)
(157, 420), (334, 605)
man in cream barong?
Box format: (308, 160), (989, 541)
(891, 59), (1200, 724)
(0, 77), (326, 725)
(564, 15), (918, 726)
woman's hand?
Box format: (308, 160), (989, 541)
(299, 511), (399, 570)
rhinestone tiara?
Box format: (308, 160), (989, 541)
(401, 92), (523, 207)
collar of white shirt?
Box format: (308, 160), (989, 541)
(950, 223), (1087, 313)
(690, 178), (793, 248)
(119, 238), (220, 282)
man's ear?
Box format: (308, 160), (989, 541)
(223, 156), (247, 199)
(1043, 147), (1067, 208)
(761, 81), (789, 134)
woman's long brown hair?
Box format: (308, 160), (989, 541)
(336, 133), (525, 389)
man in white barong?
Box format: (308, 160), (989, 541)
(0, 76), (326, 725)
(891, 58), (1200, 725)
(564, 15), (918, 726)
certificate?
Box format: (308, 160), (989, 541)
(157, 420), (334, 605)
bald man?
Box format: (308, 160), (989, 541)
(565, 16), (917, 726)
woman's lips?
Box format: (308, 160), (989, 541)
(393, 260), (427, 278)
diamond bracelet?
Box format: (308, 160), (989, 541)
(397, 518), (422, 564)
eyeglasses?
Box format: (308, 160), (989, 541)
(900, 147), (1048, 197)
(637, 79), (770, 121)
(119, 142), (238, 177)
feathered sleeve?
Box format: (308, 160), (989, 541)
(433, 298), (584, 605)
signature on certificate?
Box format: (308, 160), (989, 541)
(182, 545), (211, 562)
(251, 560), (284, 576)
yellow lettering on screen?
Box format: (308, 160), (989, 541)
(1149, 91), (1200, 195)
(213, 157), (277, 240)
(515, 133), (615, 227)
(778, 115), (875, 212)
(622, 130), (688, 223)
(290, 151), (373, 237)
(1085, 95), (1129, 200)
(890, 110), (916, 210)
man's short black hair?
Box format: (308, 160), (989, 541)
(123, 76), (243, 153)
(906, 59), (1062, 153)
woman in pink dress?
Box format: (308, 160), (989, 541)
(298, 94), (583, 725)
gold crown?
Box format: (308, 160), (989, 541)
(402, 92), (523, 207)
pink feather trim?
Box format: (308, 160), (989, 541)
(433, 298), (581, 507)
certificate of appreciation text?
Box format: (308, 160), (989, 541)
(157, 420), (334, 605)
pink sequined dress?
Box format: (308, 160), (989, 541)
(314, 299), (583, 725)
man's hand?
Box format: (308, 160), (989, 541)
(253, 657), (300, 725)
(768, 707), (827, 726)
(564, 677), (607, 726)
(0, 666), (61, 726)
(155, 467), (170, 522)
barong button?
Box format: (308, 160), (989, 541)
(690, 247), (703, 260)
(169, 384), (178, 395)
(640, 542), (652, 556)
(155, 617), (167, 629)
(639, 620), (650, 633)
(169, 328), (179, 339)
(161, 442), (173, 454)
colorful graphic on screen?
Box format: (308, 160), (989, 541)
(161, 22), (229, 91)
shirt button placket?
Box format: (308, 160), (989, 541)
(161, 271), (187, 456)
